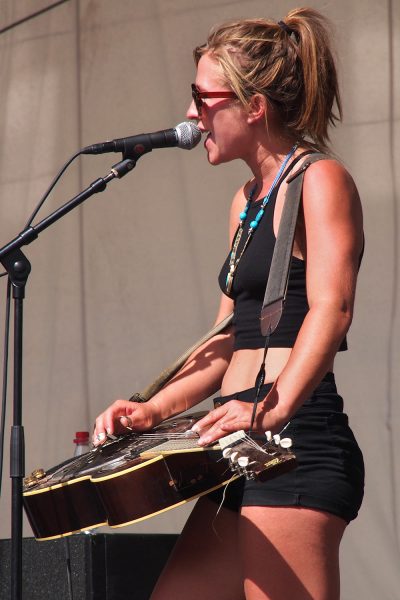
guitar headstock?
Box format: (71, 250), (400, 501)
(218, 430), (296, 481)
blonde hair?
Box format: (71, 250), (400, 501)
(194, 7), (342, 151)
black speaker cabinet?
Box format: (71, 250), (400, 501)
(0, 533), (178, 599)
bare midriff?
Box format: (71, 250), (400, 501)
(220, 347), (335, 396)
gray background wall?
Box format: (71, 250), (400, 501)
(0, 1), (399, 598)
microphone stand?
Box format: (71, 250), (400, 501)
(0, 156), (136, 600)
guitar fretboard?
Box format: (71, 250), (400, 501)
(143, 438), (205, 453)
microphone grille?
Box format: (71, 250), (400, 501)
(175, 121), (202, 150)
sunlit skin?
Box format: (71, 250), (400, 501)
(93, 50), (363, 600)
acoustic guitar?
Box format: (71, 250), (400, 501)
(23, 412), (296, 541)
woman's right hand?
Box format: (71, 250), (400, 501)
(92, 399), (159, 446)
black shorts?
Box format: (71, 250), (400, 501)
(207, 373), (364, 523)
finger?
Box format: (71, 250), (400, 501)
(198, 407), (254, 446)
(102, 400), (132, 436)
(93, 418), (122, 446)
(93, 431), (107, 446)
(93, 403), (125, 445)
(191, 406), (227, 433)
(119, 415), (133, 429)
(92, 415), (106, 446)
(197, 418), (235, 446)
(92, 421), (107, 446)
(219, 420), (245, 431)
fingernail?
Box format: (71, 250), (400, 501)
(199, 436), (211, 446)
(95, 432), (106, 443)
(191, 424), (199, 432)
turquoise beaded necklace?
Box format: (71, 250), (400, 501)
(226, 144), (298, 294)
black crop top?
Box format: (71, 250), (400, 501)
(218, 156), (348, 351)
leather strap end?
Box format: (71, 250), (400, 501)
(129, 392), (147, 403)
(260, 300), (284, 336)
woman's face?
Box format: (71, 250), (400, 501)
(187, 53), (249, 165)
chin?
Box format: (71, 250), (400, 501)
(206, 149), (229, 166)
(207, 155), (221, 166)
(205, 142), (240, 166)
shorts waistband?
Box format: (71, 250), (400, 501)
(214, 372), (339, 410)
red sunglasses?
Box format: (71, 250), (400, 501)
(191, 84), (238, 115)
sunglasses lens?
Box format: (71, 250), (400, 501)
(191, 85), (202, 114)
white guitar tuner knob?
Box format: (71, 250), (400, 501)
(237, 456), (249, 468)
(230, 451), (239, 463)
(273, 434), (281, 445)
(265, 431), (272, 442)
(280, 437), (293, 449)
(222, 447), (233, 459)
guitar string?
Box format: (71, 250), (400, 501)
(49, 433), (278, 483)
(108, 433), (199, 440)
(211, 474), (238, 540)
(39, 432), (203, 484)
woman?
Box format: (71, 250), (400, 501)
(94, 8), (364, 599)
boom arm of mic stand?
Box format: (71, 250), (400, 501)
(0, 158), (136, 262)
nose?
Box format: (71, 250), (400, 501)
(186, 98), (200, 120)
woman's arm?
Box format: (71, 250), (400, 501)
(193, 160), (363, 444)
(267, 159), (363, 413)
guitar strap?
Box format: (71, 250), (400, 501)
(260, 152), (329, 335)
(249, 152), (330, 430)
(131, 153), (330, 405)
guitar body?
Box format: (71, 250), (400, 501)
(92, 445), (232, 528)
(23, 413), (296, 540)
(23, 465), (108, 540)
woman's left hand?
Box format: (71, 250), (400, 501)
(192, 400), (260, 445)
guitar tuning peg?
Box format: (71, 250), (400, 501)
(237, 456), (249, 468)
(280, 437), (293, 450)
(265, 431), (272, 442)
(222, 447), (233, 459)
(230, 451), (239, 463)
(273, 434), (281, 445)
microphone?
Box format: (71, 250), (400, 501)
(82, 121), (201, 158)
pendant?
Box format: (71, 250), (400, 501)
(226, 266), (235, 294)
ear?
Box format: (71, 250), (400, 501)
(246, 93), (268, 124)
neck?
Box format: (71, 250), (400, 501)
(245, 136), (299, 199)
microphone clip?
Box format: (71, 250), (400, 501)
(110, 158), (137, 178)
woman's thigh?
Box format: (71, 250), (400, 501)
(150, 495), (245, 600)
(239, 505), (347, 600)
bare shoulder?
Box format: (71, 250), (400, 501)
(302, 158), (361, 212)
(302, 158), (364, 259)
